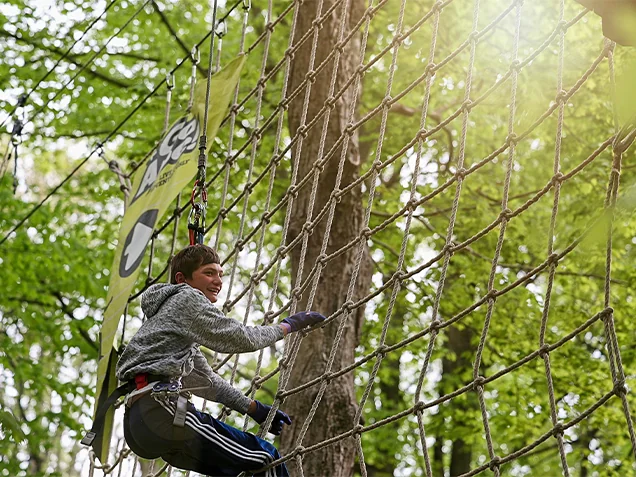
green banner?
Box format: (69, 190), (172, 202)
(92, 54), (245, 463)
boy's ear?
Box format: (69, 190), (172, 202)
(175, 272), (186, 284)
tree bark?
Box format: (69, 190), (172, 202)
(280, 0), (370, 476)
(444, 325), (475, 476)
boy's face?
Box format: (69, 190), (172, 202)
(183, 262), (224, 303)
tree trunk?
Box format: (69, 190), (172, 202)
(444, 325), (475, 476)
(281, 0), (370, 476)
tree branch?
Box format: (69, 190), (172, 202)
(150, 1), (207, 77)
(0, 29), (131, 88)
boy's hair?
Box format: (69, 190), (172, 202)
(170, 244), (220, 284)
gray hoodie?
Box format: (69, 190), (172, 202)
(116, 283), (284, 414)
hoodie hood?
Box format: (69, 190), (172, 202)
(141, 283), (190, 318)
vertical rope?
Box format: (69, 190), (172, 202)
(534, 2), (572, 474)
(352, 3), (442, 474)
(469, 3), (523, 476)
(255, 0), (330, 450)
(413, 2), (481, 471)
(283, 2), (409, 474)
(222, 0), (275, 312)
(601, 40), (636, 458)
(239, 0), (302, 431)
(213, 1), (251, 249)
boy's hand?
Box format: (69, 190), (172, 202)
(248, 400), (292, 435)
(281, 311), (326, 333)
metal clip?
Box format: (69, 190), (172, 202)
(216, 19), (227, 38)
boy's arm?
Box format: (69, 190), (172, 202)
(182, 289), (287, 354)
(181, 348), (252, 414)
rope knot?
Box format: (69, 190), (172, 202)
(334, 41), (345, 54)
(356, 63), (366, 77)
(305, 70), (317, 84)
(266, 21), (275, 33)
(538, 344), (550, 358)
(414, 400), (425, 413)
(257, 77), (267, 89)
(219, 207), (228, 219)
(461, 99), (473, 113)
(302, 222), (313, 234)
(555, 89), (568, 104)
(468, 30), (480, 43)
(500, 208), (513, 221)
(406, 198), (417, 212)
(377, 344), (389, 357)
(241, 0), (251, 11)
(244, 181), (254, 194)
(509, 59), (522, 72)
(381, 96), (393, 109)
(325, 95), (337, 109)
(342, 300), (355, 312)
(321, 372), (332, 383)
(353, 424), (364, 435)
(614, 380), (627, 397)
(345, 123), (356, 137)
(261, 211), (271, 225)
(284, 49), (295, 61)
(486, 289), (498, 302)
(432, 0), (444, 12)
(547, 253), (559, 265)
(289, 184), (299, 199)
(364, 6), (374, 20)
(473, 375), (486, 389)
(373, 160), (384, 172)
(391, 34), (404, 49)
(231, 104), (241, 115)
(332, 188), (342, 203)
(294, 446), (305, 457)
(551, 172), (564, 186)
(455, 167), (468, 180)
(552, 422), (565, 436)
(505, 133), (518, 146)
(318, 253), (328, 266)
(296, 124), (308, 138)
(312, 17), (322, 30)
(424, 62), (436, 74)
(250, 275), (260, 285)
(417, 128), (429, 141)
(429, 319), (442, 331)
(602, 306), (614, 320)
(442, 243), (455, 256)
(556, 20), (568, 33)
(236, 239), (245, 252)
(489, 456), (502, 471)
(362, 227), (373, 239)
(292, 287), (302, 300)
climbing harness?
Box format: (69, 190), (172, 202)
(81, 373), (192, 449)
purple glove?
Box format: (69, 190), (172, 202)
(281, 311), (326, 332)
(249, 400), (292, 435)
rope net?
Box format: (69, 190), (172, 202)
(5, 0), (633, 475)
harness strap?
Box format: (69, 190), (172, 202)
(80, 381), (135, 447)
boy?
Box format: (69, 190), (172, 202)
(115, 244), (325, 476)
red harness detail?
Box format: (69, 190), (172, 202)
(134, 373), (149, 390)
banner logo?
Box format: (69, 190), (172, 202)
(131, 117), (200, 204)
(119, 209), (158, 278)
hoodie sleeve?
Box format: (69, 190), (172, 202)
(181, 348), (252, 414)
(181, 288), (285, 353)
